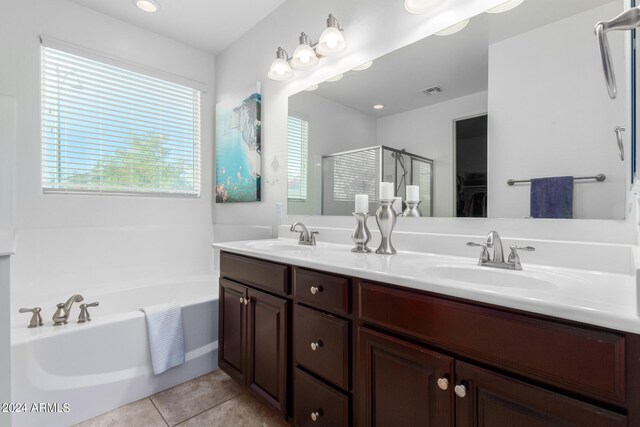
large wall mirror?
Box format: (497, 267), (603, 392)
(287, 0), (635, 220)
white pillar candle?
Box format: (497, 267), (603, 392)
(406, 185), (420, 202)
(380, 182), (394, 200)
(393, 197), (403, 214)
(355, 194), (369, 214)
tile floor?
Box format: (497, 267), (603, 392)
(74, 370), (289, 427)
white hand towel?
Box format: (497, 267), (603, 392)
(141, 303), (185, 375)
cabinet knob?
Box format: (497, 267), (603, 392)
(454, 384), (467, 398)
(310, 286), (320, 295)
(311, 410), (322, 421)
(239, 297), (245, 304)
(437, 377), (449, 390)
(310, 341), (323, 351)
(244, 297), (250, 305)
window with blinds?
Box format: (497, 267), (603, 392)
(333, 148), (379, 201)
(41, 45), (201, 196)
(287, 116), (309, 201)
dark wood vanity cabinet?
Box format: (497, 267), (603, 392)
(219, 253), (291, 418)
(218, 252), (640, 426)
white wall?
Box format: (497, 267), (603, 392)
(288, 91), (377, 215)
(0, 257), (9, 427)
(377, 92), (488, 217)
(0, 0), (217, 306)
(488, 2), (628, 219)
(214, 0), (510, 234)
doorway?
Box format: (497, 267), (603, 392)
(454, 114), (488, 218)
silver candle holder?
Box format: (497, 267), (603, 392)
(375, 199), (397, 255)
(403, 200), (422, 217)
(351, 212), (372, 253)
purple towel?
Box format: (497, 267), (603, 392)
(530, 176), (573, 219)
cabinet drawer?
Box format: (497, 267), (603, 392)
(294, 368), (349, 427)
(294, 268), (350, 316)
(220, 252), (290, 296)
(359, 281), (626, 405)
(294, 305), (350, 390)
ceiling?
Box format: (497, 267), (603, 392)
(305, 0), (610, 118)
(68, 0), (288, 54)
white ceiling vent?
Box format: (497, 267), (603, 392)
(421, 86), (444, 95)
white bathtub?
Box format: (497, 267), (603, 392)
(10, 275), (219, 427)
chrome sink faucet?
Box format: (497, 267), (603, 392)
(290, 222), (319, 246)
(52, 294), (84, 326)
(467, 231), (535, 270)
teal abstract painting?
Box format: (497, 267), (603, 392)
(215, 83), (261, 202)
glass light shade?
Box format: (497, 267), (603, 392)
(404, 0), (446, 14)
(486, 0), (524, 14)
(304, 84), (319, 91)
(352, 61), (373, 71)
(268, 58), (293, 81)
(326, 73), (344, 82)
(291, 44), (319, 70)
(134, 0), (160, 13)
(435, 19), (469, 36)
(316, 27), (346, 56)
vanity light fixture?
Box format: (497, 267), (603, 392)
(133, 0), (160, 13)
(352, 61), (373, 71)
(326, 73), (344, 82)
(373, 104), (384, 110)
(291, 33), (319, 71)
(404, 0), (446, 14)
(304, 84), (319, 91)
(486, 0), (524, 14)
(268, 47), (294, 81)
(435, 18), (469, 36)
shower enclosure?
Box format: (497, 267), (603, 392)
(322, 145), (433, 216)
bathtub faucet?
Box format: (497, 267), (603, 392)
(53, 294), (84, 326)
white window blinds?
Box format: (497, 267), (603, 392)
(287, 116), (309, 201)
(41, 45), (201, 196)
(333, 147), (379, 201)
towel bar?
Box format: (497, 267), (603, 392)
(507, 174), (606, 186)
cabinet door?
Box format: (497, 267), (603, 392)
(357, 327), (454, 427)
(454, 361), (627, 427)
(246, 287), (289, 417)
(219, 278), (247, 385)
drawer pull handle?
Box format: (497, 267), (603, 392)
(454, 384), (467, 398)
(310, 341), (323, 351)
(311, 410), (322, 421)
(310, 286), (321, 295)
(437, 378), (449, 390)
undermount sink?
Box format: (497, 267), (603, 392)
(245, 240), (314, 252)
(423, 265), (559, 290)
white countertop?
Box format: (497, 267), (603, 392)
(214, 238), (640, 334)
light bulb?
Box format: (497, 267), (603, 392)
(316, 15), (346, 57)
(291, 39), (319, 71)
(486, 0), (524, 14)
(268, 48), (293, 81)
(404, 0), (446, 14)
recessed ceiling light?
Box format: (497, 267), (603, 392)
(304, 84), (319, 91)
(435, 19), (469, 36)
(326, 73), (344, 82)
(373, 104), (384, 110)
(486, 0), (524, 14)
(352, 61), (373, 71)
(133, 0), (160, 13)
(404, 0), (446, 14)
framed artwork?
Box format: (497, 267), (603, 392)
(215, 82), (261, 202)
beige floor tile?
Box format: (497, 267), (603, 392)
(176, 393), (288, 427)
(74, 398), (167, 427)
(151, 370), (244, 426)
